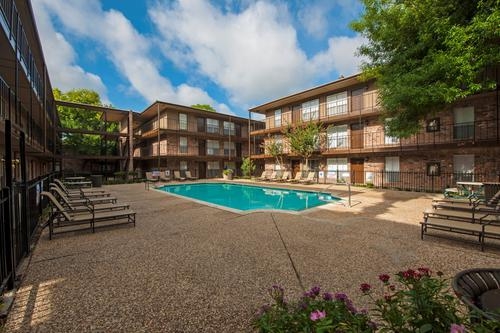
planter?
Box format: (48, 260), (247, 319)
(223, 173), (233, 180)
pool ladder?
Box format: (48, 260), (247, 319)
(318, 183), (352, 207)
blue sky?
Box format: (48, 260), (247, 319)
(32, 0), (366, 118)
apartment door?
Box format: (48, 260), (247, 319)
(350, 158), (364, 184)
(292, 160), (301, 178)
(351, 88), (364, 113)
(198, 162), (206, 179)
(197, 117), (206, 132)
(198, 140), (206, 156)
(351, 123), (364, 149)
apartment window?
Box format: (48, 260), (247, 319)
(384, 119), (399, 144)
(207, 118), (219, 133)
(453, 154), (474, 181)
(453, 106), (474, 140)
(224, 141), (235, 156)
(179, 113), (187, 130)
(327, 125), (348, 149)
(302, 99), (319, 121)
(327, 158), (348, 182)
(385, 156), (400, 182)
(426, 118), (440, 132)
(152, 140), (167, 156)
(223, 121), (235, 135)
(207, 161), (220, 170)
(179, 137), (188, 154)
(160, 140), (167, 155)
(275, 109), (282, 127)
(206, 140), (219, 155)
(180, 161), (188, 171)
(326, 92), (348, 116)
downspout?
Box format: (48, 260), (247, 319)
(157, 103), (160, 170)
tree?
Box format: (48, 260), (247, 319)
(191, 104), (216, 112)
(283, 121), (322, 171)
(261, 135), (285, 170)
(241, 157), (256, 178)
(351, 0), (500, 137)
(55, 88), (118, 155)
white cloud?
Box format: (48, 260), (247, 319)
(31, 0), (109, 102)
(149, 0), (365, 106)
(297, 4), (328, 38)
(32, 0), (232, 114)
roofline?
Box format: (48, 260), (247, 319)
(248, 73), (367, 113)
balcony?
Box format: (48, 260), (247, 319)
(134, 145), (242, 159)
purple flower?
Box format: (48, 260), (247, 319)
(450, 323), (465, 333)
(334, 292), (348, 301)
(323, 292), (333, 301)
(310, 310), (326, 321)
(360, 283), (371, 293)
(257, 304), (271, 316)
(268, 285), (285, 305)
(304, 286), (321, 299)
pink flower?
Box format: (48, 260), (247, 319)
(450, 323), (465, 333)
(310, 310), (326, 321)
(378, 274), (390, 283)
(360, 283), (372, 293)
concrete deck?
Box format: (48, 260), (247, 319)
(3, 181), (500, 332)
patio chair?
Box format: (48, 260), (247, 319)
(299, 172), (316, 184)
(255, 171), (269, 181)
(146, 172), (160, 183)
(174, 170), (186, 181)
(54, 179), (107, 195)
(264, 171), (278, 181)
(159, 171), (171, 182)
(287, 172), (302, 183)
(276, 171), (290, 182)
(51, 182), (112, 199)
(50, 186), (118, 206)
(452, 268), (500, 321)
(49, 186), (128, 213)
(185, 170), (198, 180)
(41, 192), (135, 239)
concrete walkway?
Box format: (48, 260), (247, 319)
(3, 181), (500, 332)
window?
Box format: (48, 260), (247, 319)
(384, 119), (399, 144)
(152, 140), (167, 156)
(426, 118), (440, 132)
(179, 113), (187, 130)
(207, 118), (219, 133)
(327, 158), (348, 182)
(453, 107), (474, 140)
(327, 125), (348, 149)
(207, 161), (220, 169)
(223, 121), (235, 135)
(206, 140), (219, 155)
(180, 161), (188, 171)
(179, 137), (188, 154)
(275, 109), (282, 127)
(302, 99), (319, 121)
(385, 156), (400, 182)
(326, 92), (348, 116)
(453, 154), (474, 181)
(224, 141), (235, 156)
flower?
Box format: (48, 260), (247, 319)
(379, 274), (390, 283)
(360, 283), (372, 293)
(450, 323), (466, 333)
(304, 286), (321, 299)
(310, 310), (326, 321)
(322, 292), (333, 301)
(334, 292), (348, 301)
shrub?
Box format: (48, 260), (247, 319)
(241, 157), (256, 178)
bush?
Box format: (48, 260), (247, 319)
(255, 268), (500, 333)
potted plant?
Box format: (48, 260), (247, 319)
(223, 168), (233, 180)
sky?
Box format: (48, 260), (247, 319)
(32, 0), (366, 118)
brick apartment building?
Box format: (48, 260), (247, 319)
(249, 72), (500, 191)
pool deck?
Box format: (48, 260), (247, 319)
(3, 180), (500, 332)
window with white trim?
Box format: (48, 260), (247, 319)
(301, 99), (319, 121)
(206, 140), (219, 155)
(207, 161), (220, 170)
(223, 121), (235, 135)
(275, 109), (282, 127)
(179, 113), (187, 130)
(385, 156), (400, 182)
(224, 141), (235, 156)
(327, 125), (348, 148)
(179, 137), (188, 154)
(453, 154), (474, 181)
(207, 118), (219, 133)
(453, 106), (474, 140)
(326, 92), (348, 116)
(327, 158), (348, 182)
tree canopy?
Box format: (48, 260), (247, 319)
(55, 88), (118, 155)
(191, 104), (216, 112)
(351, 0), (500, 137)
(283, 122), (322, 170)
(262, 135), (285, 169)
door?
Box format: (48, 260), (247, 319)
(351, 88), (364, 113)
(197, 117), (206, 132)
(351, 123), (364, 149)
(292, 160), (301, 178)
(350, 158), (364, 184)
(198, 140), (206, 156)
(198, 162), (206, 179)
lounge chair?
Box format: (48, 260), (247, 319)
(276, 171), (290, 182)
(50, 187), (127, 213)
(452, 268), (500, 321)
(255, 171), (269, 181)
(41, 192), (135, 239)
(54, 179), (107, 195)
(287, 172), (302, 183)
(299, 172), (316, 184)
(264, 171), (278, 181)
(159, 171), (171, 182)
(50, 186), (117, 206)
(185, 170), (198, 180)
(50, 182), (112, 199)
(174, 170), (186, 181)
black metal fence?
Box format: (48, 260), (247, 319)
(0, 173), (55, 293)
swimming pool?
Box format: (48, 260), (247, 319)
(156, 183), (340, 212)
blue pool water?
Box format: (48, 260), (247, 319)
(157, 183), (339, 212)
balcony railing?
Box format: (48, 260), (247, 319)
(139, 117), (247, 138)
(254, 119), (499, 156)
(134, 145), (242, 158)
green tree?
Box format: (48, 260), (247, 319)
(351, 0), (500, 137)
(261, 135), (285, 170)
(55, 88), (118, 155)
(191, 104), (216, 112)
(241, 157), (256, 178)
(283, 122), (322, 171)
